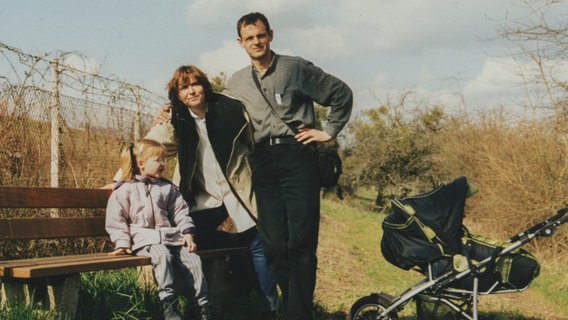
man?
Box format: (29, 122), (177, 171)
(224, 12), (353, 320)
(147, 65), (278, 319)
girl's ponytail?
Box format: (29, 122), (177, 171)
(119, 142), (137, 181)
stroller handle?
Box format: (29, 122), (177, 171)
(546, 212), (568, 235)
(509, 205), (568, 243)
(552, 205), (568, 221)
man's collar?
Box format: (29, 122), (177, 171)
(252, 51), (277, 76)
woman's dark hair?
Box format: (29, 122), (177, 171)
(166, 65), (212, 105)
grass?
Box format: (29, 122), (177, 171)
(0, 302), (60, 320)
(77, 269), (161, 320)
(528, 263), (568, 317)
(316, 194), (568, 320)
(2, 195), (567, 319)
(316, 193), (420, 319)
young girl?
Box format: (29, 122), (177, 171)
(105, 139), (211, 320)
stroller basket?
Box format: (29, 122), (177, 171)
(348, 176), (568, 320)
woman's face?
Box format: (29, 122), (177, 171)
(177, 76), (206, 111)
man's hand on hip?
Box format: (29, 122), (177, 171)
(295, 128), (332, 144)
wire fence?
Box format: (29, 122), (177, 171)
(0, 42), (166, 188)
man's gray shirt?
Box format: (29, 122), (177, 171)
(224, 53), (353, 143)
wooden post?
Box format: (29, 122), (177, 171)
(46, 274), (81, 320)
(134, 85), (141, 140)
(0, 278), (46, 310)
(50, 58), (61, 217)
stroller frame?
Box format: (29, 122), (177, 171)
(349, 205), (568, 320)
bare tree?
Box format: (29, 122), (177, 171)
(497, 0), (568, 128)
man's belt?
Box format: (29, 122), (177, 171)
(255, 136), (299, 147)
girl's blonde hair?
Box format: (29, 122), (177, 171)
(119, 139), (165, 181)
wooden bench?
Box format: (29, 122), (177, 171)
(0, 186), (252, 319)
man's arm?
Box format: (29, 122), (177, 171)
(295, 60), (353, 144)
(153, 103), (172, 125)
(303, 60), (353, 139)
(145, 121), (179, 158)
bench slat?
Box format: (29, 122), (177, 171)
(0, 253), (114, 276)
(0, 217), (107, 240)
(1, 248), (249, 278)
(9, 254), (152, 278)
(1, 253), (123, 277)
(0, 187), (111, 208)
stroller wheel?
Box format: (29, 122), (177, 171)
(348, 293), (398, 320)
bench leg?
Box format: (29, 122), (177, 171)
(46, 274), (81, 320)
(0, 278), (45, 308)
(202, 257), (226, 311)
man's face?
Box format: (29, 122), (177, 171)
(177, 77), (205, 110)
(237, 20), (273, 60)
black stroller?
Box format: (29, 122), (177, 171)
(348, 176), (568, 320)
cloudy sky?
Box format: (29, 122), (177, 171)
(2, 0), (567, 116)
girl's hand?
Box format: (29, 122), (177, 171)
(109, 248), (132, 256)
(182, 234), (197, 253)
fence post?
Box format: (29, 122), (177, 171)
(50, 58), (60, 217)
(134, 85), (141, 140)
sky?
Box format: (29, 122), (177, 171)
(2, 0), (567, 117)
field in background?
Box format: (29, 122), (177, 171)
(342, 106), (568, 266)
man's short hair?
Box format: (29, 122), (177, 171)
(237, 12), (271, 37)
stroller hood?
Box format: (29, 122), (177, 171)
(381, 176), (470, 271)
